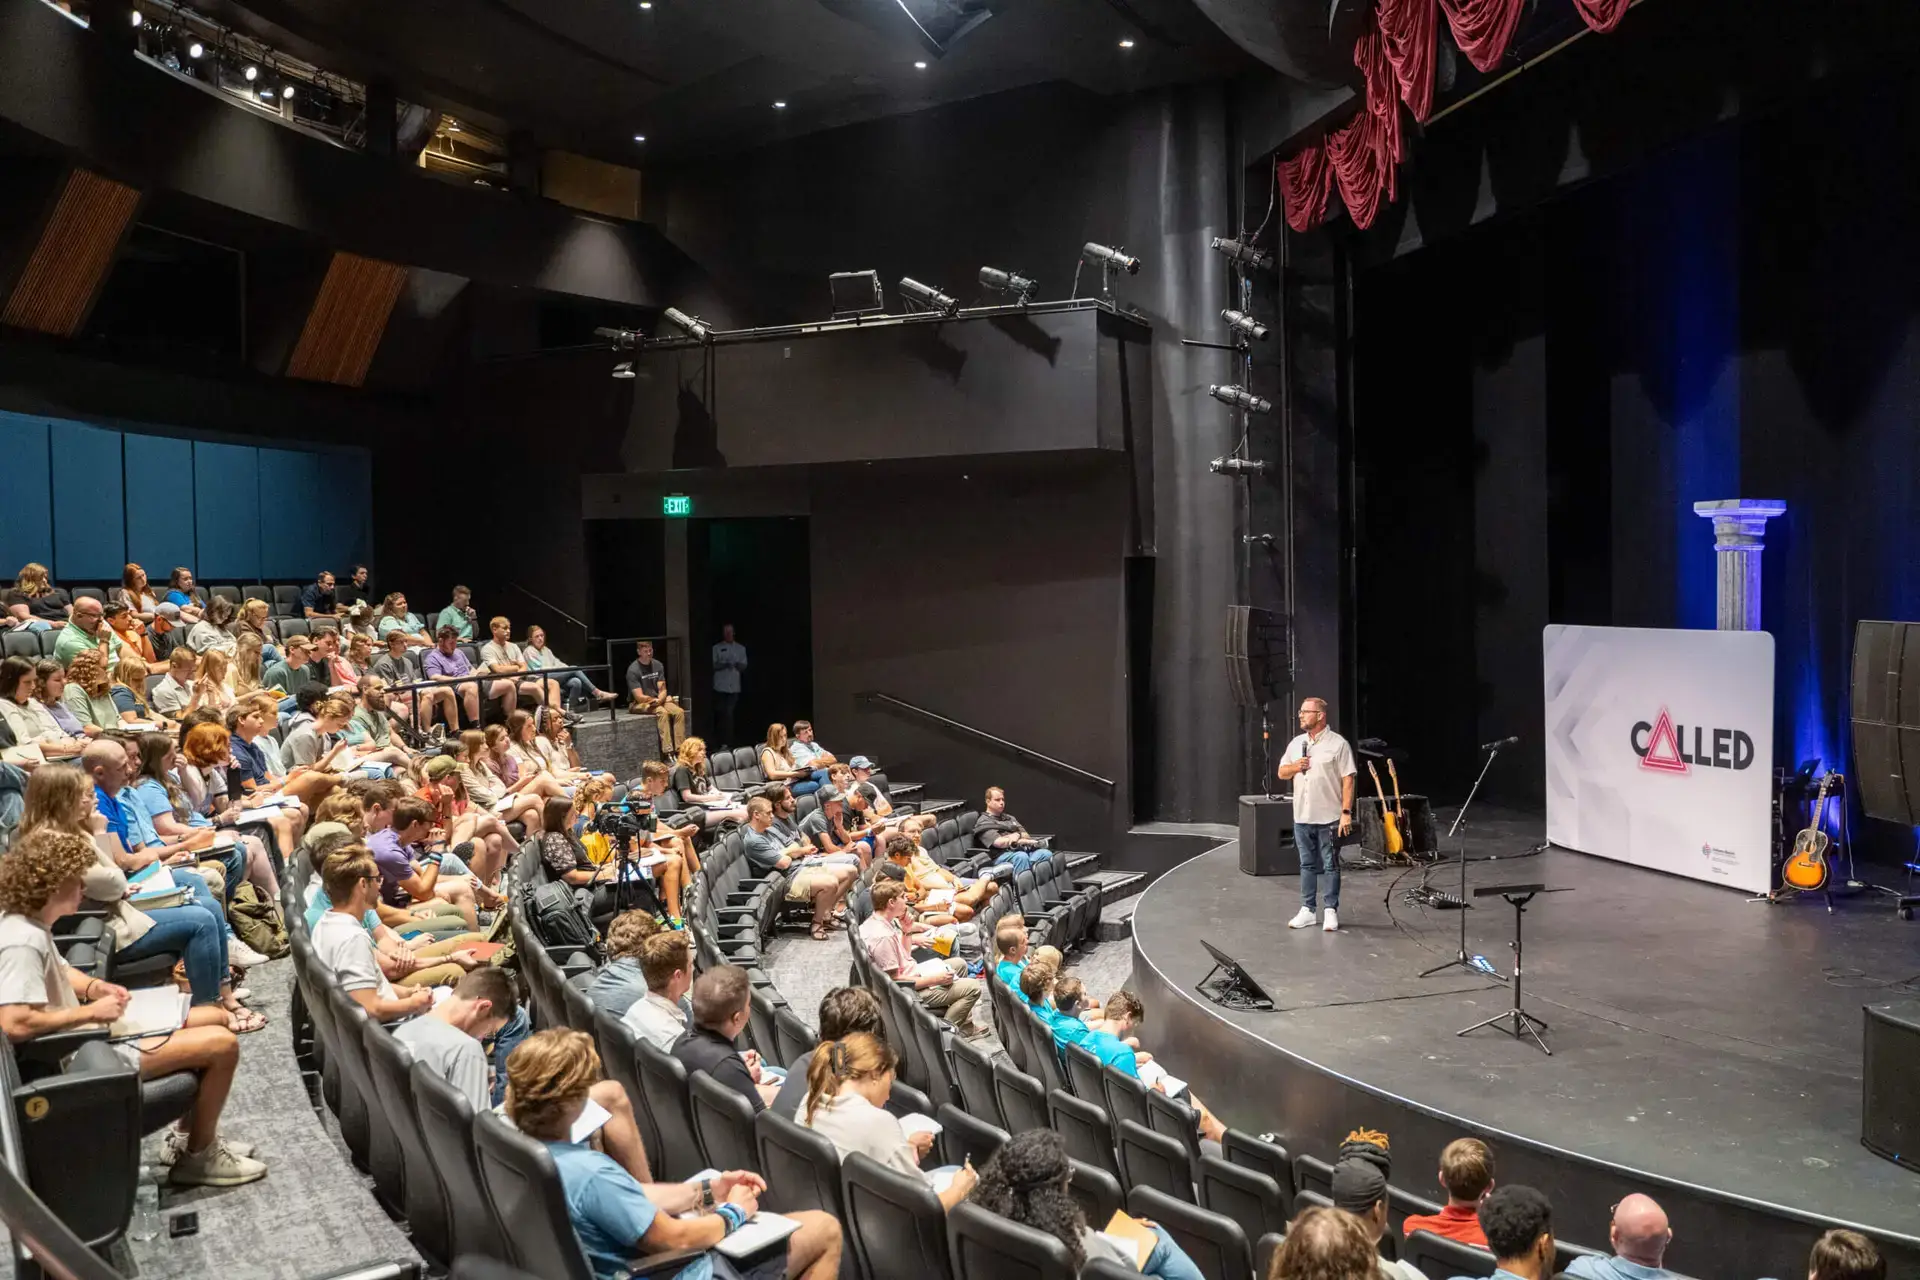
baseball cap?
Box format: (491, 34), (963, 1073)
(1330, 1157), (1388, 1213)
(817, 785), (844, 804)
(424, 754), (459, 780)
(849, 755), (876, 770)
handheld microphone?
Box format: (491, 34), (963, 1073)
(1480, 736), (1519, 751)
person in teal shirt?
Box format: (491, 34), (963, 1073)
(992, 916), (1030, 993)
(433, 586), (476, 641)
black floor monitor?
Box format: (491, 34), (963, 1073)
(1198, 938), (1277, 1011)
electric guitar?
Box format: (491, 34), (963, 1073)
(1783, 771), (1837, 891)
(1387, 759), (1410, 855)
(1368, 762), (1405, 859)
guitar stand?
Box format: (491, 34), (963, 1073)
(1458, 889), (1554, 1055)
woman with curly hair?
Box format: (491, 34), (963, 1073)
(0, 828), (266, 1186)
(59, 648), (121, 733)
(969, 1129), (1207, 1279)
(504, 1028), (841, 1280)
(1267, 1205), (1381, 1280)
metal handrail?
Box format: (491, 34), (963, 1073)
(856, 691), (1115, 791)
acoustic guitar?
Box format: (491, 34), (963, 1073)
(1368, 761), (1405, 858)
(1387, 759), (1411, 856)
(1783, 771), (1838, 891)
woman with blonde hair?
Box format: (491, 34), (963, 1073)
(193, 649), (237, 713)
(799, 1031), (978, 1208)
(230, 633), (265, 697)
(760, 724), (822, 796)
(110, 655), (169, 728)
(456, 730), (543, 828)
(60, 648), (121, 733)
(331, 631), (374, 689)
(669, 736), (750, 830)
(0, 828), (266, 1186)
(504, 1028), (841, 1280)
(230, 598), (281, 666)
(2, 563), (67, 633)
(485, 722), (567, 803)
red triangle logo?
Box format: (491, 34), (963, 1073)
(1640, 706), (1689, 774)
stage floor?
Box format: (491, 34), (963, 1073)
(1129, 812), (1920, 1254)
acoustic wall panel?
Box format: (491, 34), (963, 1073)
(317, 448), (374, 569)
(0, 169), (141, 338)
(286, 252), (407, 386)
(0, 412), (53, 572)
(192, 442), (260, 581)
(257, 447), (326, 579)
(49, 421), (124, 579)
(122, 433), (196, 576)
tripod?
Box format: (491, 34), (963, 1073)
(1457, 886), (1565, 1055)
(1420, 744), (1507, 981)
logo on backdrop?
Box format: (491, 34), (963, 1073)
(1630, 706), (1755, 774)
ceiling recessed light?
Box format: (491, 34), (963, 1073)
(772, 100), (787, 109)
(243, 64), (258, 81)
(282, 84), (296, 99)
(633, 134), (646, 143)
(639, 1), (652, 8)
(129, 9), (142, 25)
(188, 40), (203, 57)
(1118, 38), (1135, 48)
(913, 60), (927, 69)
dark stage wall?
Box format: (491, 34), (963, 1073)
(1352, 72), (1920, 856)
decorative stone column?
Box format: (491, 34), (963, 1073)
(1692, 499), (1786, 631)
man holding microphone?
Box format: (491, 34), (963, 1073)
(1278, 696), (1356, 933)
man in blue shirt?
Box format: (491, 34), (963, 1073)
(583, 910), (659, 1018)
(1564, 1195), (1678, 1280)
(299, 570), (341, 620)
(1476, 1185), (1557, 1280)
(993, 917), (1029, 989)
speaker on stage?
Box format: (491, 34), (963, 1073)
(1850, 621), (1920, 824)
(1863, 1003), (1920, 1172)
(1226, 607), (1289, 710)
(1239, 795), (1298, 876)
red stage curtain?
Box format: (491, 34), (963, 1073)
(1376, 0), (1437, 123)
(1437, 0), (1525, 72)
(1281, 147), (1332, 232)
(1325, 26), (1403, 230)
(1572, 0), (1632, 33)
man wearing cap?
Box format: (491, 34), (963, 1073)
(797, 786), (870, 871)
(847, 756), (896, 819)
(1328, 1129), (1429, 1280)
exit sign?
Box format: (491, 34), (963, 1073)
(662, 494), (693, 517)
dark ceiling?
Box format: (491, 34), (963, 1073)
(191, 0), (1277, 165)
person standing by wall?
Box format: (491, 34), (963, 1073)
(710, 623), (746, 748)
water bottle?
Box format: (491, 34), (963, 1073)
(128, 1165), (162, 1243)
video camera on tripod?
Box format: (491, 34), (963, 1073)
(588, 799), (661, 913)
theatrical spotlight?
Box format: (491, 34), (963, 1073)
(979, 266), (1038, 303)
(1210, 456), (1269, 476)
(1210, 236), (1273, 271)
(1208, 384), (1272, 414)
(611, 362), (636, 380)
(662, 307), (713, 342)
(592, 326), (639, 350)
(1222, 309), (1269, 342)
(899, 277), (960, 316)
(1081, 242), (1141, 275)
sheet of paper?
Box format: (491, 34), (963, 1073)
(110, 988), (188, 1041)
(712, 1212), (801, 1260)
(898, 1112), (943, 1138)
(1136, 1061), (1186, 1098)
(928, 1169), (956, 1194)
(924, 888), (956, 907)
(570, 1097), (611, 1143)
(910, 959), (952, 980)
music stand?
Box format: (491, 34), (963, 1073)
(1197, 939), (1276, 1012)
(1456, 884), (1569, 1056)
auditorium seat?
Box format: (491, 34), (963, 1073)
(278, 617), (311, 639)
(947, 1032), (1003, 1126)
(1063, 1040), (1107, 1102)
(241, 584), (270, 608)
(411, 1060), (509, 1264)
(330, 989), (407, 1213)
(991, 1057), (1050, 1135)
(841, 1150), (955, 1280)
(755, 1108), (848, 1220)
(1128, 1184), (1254, 1280)
(1066, 1157), (1123, 1228)
(1222, 1129), (1293, 1206)
(1387, 1182), (1445, 1238)
(1294, 1153), (1336, 1201)
(1048, 1087), (1121, 1182)
(1255, 1233), (1284, 1279)
(689, 1069), (762, 1175)
(947, 1199), (1078, 1280)
(634, 1038), (705, 1180)
(1100, 1061), (1151, 1132)
(935, 1102), (1009, 1169)
(272, 585), (302, 617)
(1144, 1086), (1203, 1166)
(2, 1031), (153, 1248)
(2, 632), (42, 660)
(907, 1006), (957, 1106)
(1198, 1155), (1289, 1253)
(207, 584), (240, 606)
(1116, 1118), (1194, 1203)
(1404, 1228), (1496, 1278)
(361, 1019), (453, 1268)
(592, 1010), (660, 1169)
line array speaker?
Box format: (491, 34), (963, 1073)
(1226, 605), (1288, 709)
(1849, 620), (1920, 824)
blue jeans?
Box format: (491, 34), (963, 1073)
(118, 899), (229, 1004)
(1294, 821), (1339, 911)
(0, 763), (25, 849)
(560, 672), (596, 703)
(790, 769), (830, 797)
(1143, 1224), (1205, 1280)
(489, 1006), (533, 1106)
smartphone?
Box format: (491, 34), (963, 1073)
(168, 1211), (200, 1238)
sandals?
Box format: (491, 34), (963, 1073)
(810, 924), (832, 941)
(225, 1006), (268, 1034)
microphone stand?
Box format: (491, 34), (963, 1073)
(1420, 744), (1508, 981)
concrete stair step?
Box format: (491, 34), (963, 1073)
(1094, 890), (1145, 942)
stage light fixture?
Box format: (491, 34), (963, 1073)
(611, 362), (636, 380)
(592, 326), (639, 350)
(979, 266), (1038, 303)
(243, 64), (259, 81)
(130, 9), (143, 25)
(1209, 384), (1272, 414)
(1082, 242), (1140, 275)
(663, 307), (713, 342)
(1118, 38), (1135, 48)
(1210, 235), (1273, 271)
(282, 83), (297, 100)
(899, 277), (960, 316)
(1210, 456), (1268, 476)
(914, 60), (928, 69)
(188, 40), (204, 57)
(1222, 309), (1269, 341)
(772, 101), (788, 110)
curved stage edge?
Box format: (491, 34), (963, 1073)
(1127, 838), (1920, 1279)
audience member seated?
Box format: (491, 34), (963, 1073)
(759, 724), (822, 796)
(773, 987), (895, 1119)
(537, 707), (616, 789)
(58, 649), (120, 733)
(225, 699), (334, 822)
(0, 657), (84, 761)
(330, 632), (377, 691)
(413, 758), (512, 893)
(972, 786), (1051, 871)
(860, 881), (986, 1038)
(162, 567), (208, 624)
(424, 627), (486, 727)
(127, 731), (278, 910)
(391, 960), (520, 1102)
(374, 592), (434, 649)
(1402, 1137), (1494, 1245)
(105, 601), (155, 663)
(51, 594), (122, 667)
(339, 565), (373, 609)
(0, 829), (266, 1186)
(111, 655), (167, 728)
(1328, 1130), (1427, 1280)
(1271, 1205), (1394, 1280)
(1475, 1186), (1556, 1280)
(672, 965), (784, 1112)
(434, 585), (478, 642)
(112, 563), (166, 634)
(1809, 1230), (1885, 1280)
(231, 633), (267, 698)
(888, 831), (996, 923)
(622, 929), (695, 1052)
(460, 730), (544, 830)
(506, 1027), (842, 1280)
(971, 1129), (1204, 1280)
(302, 829), (483, 974)
(300, 570), (343, 621)
(231, 598), (281, 665)
(525, 623), (616, 708)
(847, 756), (892, 815)
(372, 630), (432, 727)
(627, 759), (701, 882)
(797, 1031), (977, 1209)
(481, 615), (554, 713)
(1564, 1195), (1676, 1280)
(582, 910), (662, 1017)
(797, 787), (873, 871)
(260, 634), (317, 700)
(3, 563), (68, 633)
(539, 794), (628, 921)
(743, 796), (855, 942)
(186, 596), (240, 657)
(626, 640), (686, 755)
(670, 737), (751, 831)
(787, 721), (838, 773)
(311, 845), (437, 1023)
(371, 796), (482, 930)
(993, 917), (1031, 989)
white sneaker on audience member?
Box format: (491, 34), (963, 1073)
(170, 1137), (267, 1187)
(1322, 908), (1339, 932)
(161, 1126), (256, 1164)
(1287, 907), (1316, 929)
(228, 937), (271, 967)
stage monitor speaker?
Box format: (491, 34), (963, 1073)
(1226, 606), (1289, 709)
(1849, 620), (1920, 824)
(1862, 1003), (1920, 1172)
(1239, 795), (1298, 876)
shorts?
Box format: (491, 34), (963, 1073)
(785, 868), (840, 902)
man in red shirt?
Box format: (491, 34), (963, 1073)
(1403, 1137), (1495, 1246)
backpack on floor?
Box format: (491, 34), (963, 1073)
(228, 882), (290, 959)
(530, 881), (601, 961)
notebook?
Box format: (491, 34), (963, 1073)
(898, 1113), (943, 1138)
(712, 1212), (801, 1260)
(1097, 1210), (1159, 1269)
(1136, 1061), (1187, 1099)
(110, 988), (188, 1042)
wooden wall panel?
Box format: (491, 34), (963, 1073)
(286, 251), (408, 386)
(0, 169), (141, 337)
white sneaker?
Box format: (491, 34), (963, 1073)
(1287, 907), (1317, 930)
(161, 1127), (256, 1165)
(228, 937), (272, 967)
(170, 1137), (267, 1187)
(1323, 908), (1340, 932)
